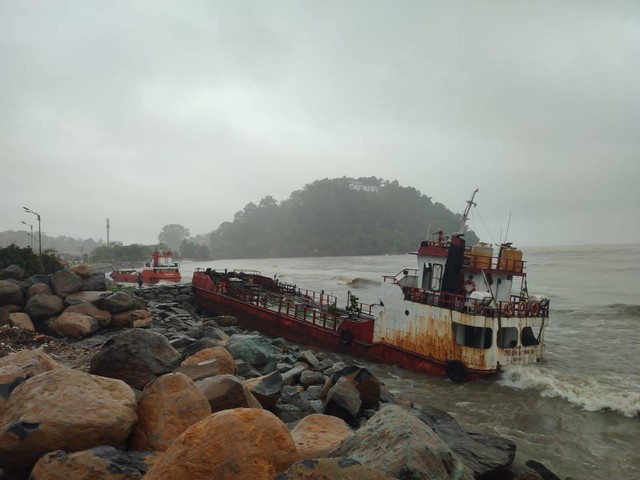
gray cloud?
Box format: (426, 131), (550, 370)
(1, 0), (638, 247)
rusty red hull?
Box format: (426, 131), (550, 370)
(111, 270), (181, 284)
(192, 275), (496, 381)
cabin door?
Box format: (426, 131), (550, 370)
(422, 263), (432, 289)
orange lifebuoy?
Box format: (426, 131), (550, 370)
(530, 302), (540, 316)
(463, 279), (476, 294)
(502, 302), (515, 317)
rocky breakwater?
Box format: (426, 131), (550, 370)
(0, 264), (562, 479)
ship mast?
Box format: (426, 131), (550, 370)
(457, 188), (478, 235)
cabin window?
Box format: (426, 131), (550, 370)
(431, 264), (443, 290)
(521, 327), (539, 346)
(497, 327), (518, 348)
(452, 322), (492, 349)
(421, 263), (432, 289)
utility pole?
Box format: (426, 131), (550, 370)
(21, 221), (33, 250)
(106, 218), (110, 247)
(23, 207), (41, 255)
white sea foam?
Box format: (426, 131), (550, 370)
(499, 365), (640, 418)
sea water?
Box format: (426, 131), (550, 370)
(180, 243), (640, 479)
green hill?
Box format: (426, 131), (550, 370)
(209, 177), (479, 258)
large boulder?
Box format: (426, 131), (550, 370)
(65, 302), (111, 328)
(413, 405), (517, 478)
(226, 334), (279, 373)
(111, 309), (153, 329)
(144, 408), (298, 480)
(65, 290), (110, 305)
(0, 280), (23, 306)
(81, 273), (108, 291)
(291, 414), (354, 460)
(277, 458), (394, 480)
(90, 329), (181, 390)
(27, 283), (53, 298)
(67, 263), (95, 278)
(51, 270), (83, 298)
(0, 350), (64, 410)
(176, 346), (237, 381)
(323, 377), (362, 426)
(8, 312), (35, 332)
(0, 265), (25, 281)
(24, 293), (64, 321)
(50, 311), (101, 338)
(243, 371), (283, 409)
(129, 373), (211, 452)
(30, 446), (158, 480)
(330, 405), (473, 480)
(0, 368), (137, 475)
(320, 365), (380, 410)
(95, 291), (138, 313)
(196, 374), (262, 412)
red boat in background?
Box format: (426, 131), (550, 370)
(110, 250), (181, 284)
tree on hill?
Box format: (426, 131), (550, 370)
(208, 177), (479, 259)
(158, 224), (190, 252)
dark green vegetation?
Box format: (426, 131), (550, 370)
(2, 178), (477, 260)
(208, 177), (479, 259)
(0, 245), (63, 276)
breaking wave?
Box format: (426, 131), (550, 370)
(556, 303), (640, 320)
(499, 365), (640, 418)
(335, 275), (381, 288)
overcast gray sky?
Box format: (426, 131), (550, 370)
(1, 1), (638, 248)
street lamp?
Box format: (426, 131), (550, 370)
(23, 207), (41, 255)
(21, 221), (33, 250)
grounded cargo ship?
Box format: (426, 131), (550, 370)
(111, 250), (181, 284)
(192, 191), (550, 382)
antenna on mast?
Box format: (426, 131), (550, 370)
(106, 218), (110, 247)
(457, 188), (479, 235)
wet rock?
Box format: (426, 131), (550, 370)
(320, 365), (380, 409)
(145, 408), (298, 480)
(129, 373), (211, 451)
(197, 323), (230, 344)
(27, 283), (52, 298)
(180, 346), (236, 377)
(9, 312), (34, 332)
(243, 371), (283, 409)
(51, 312), (101, 338)
(227, 334), (279, 373)
(168, 333), (198, 349)
(111, 309), (153, 329)
(0, 368), (137, 475)
(413, 405), (516, 478)
(276, 385), (321, 423)
(298, 350), (320, 368)
(64, 290), (110, 305)
(502, 461), (545, 479)
(276, 457), (394, 480)
(330, 404), (473, 480)
(24, 293), (64, 321)
(236, 359), (263, 378)
(282, 364), (309, 386)
(213, 315), (237, 326)
(323, 377), (362, 426)
(180, 337), (224, 359)
(0, 280), (23, 306)
(300, 370), (323, 388)
(95, 291), (138, 313)
(30, 446), (158, 480)
(0, 265), (25, 281)
(65, 302), (111, 327)
(25, 274), (51, 286)
(525, 460), (562, 480)
(68, 263), (95, 278)
(81, 273), (108, 291)
(90, 329), (181, 390)
(291, 414), (354, 460)
(304, 385), (323, 401)
(51, 270), (83, 298)
(196, 374), (262, 412)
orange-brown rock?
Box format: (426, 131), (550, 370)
(144, 408), (298, 480)
(30, 446), (159, 480)
(68, 263), (96, 278)
(51, 270), (83, 298)
(9, 312), (35, 332)
(129, 373), (211, 451)
(51, 311), (100, 338)
(0, 280), (23, 306)
(195, 374), (262, 412)
(0, 368), (137, 474)
(176, 346), (236, 380)
(291, 414), (354, 460)
(65, 302), (112, 327)
(27, 283), (52, 298)
(111, 309), (153, 328)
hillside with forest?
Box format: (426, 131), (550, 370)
(208, 177), (479, 258)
